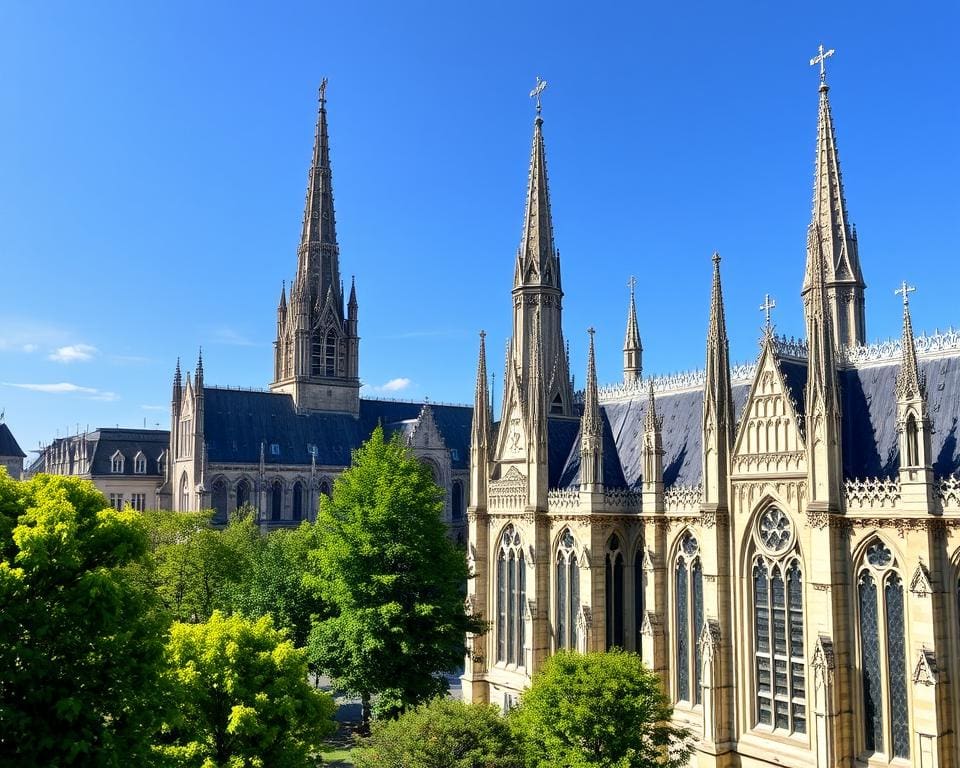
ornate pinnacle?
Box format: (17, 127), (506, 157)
(895, 283), (925, 400)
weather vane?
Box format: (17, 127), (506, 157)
(895, 281), (916, 308)
(809, 44), (835, 83)
(529, 76), (547, 114)
(760, 293), (777, 329)
(319, 77), (328, 103)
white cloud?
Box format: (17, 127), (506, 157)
(22, 344), (38, 353)
(49, 344), (98, 363)
(2, 381), (118, 401)
(380, 377), (412, 392)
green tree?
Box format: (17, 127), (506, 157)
(137, 508), (258, 623)
(0, 472), (167, 766)
(509, 650), (692, 768)
(155, 611), (336, 768)
(227, 522), (323, 648)
(307, 426), (482, 727)
(352, 697), (521, 768)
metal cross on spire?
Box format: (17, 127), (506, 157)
(627, 275), (637, 294)
(760, 293), (777, 329)
(895, 280), (916, 308)
(810, 44), (835, 83)
(530, 76), (547, 114)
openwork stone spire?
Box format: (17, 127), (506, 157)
(803, 48), (866, 348)
(895, 283), (925, 401)
(623, 277), (642, 385)
(580, 328), (603, 491)
(703, 252), (734, 508)
(515, 105), (560, 292)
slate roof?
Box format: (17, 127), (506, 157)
(566, 350), (960, 492)
(87, 429), (169, 476)
(0, 423), (26, 458)
(202, 388), (472, 469)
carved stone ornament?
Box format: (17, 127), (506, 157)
(576, 603), (592, 632)
(642, 547), (656, 572)
(698, 618), (721, 662)
(466, 543), (477, 574)
(909, 561), (933, 597)
(913, 648), (938, 686)
(811, 634), (835, 691)
(527, 544), (536, 567)
(640, 610), (661, 637)
(524, 597), (537, 621)
(464, 594), (479, 617)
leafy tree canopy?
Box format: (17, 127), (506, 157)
(0, 472), (167, 766)
(155, 611), (336, 768)
(307, 426), (482, 724)
(509, 650), (692, 768)
(353, 697), (521, 768)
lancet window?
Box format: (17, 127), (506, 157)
(178, 472), (190, 511)
(675, 532), (703, 704)
(752, 506), (805, 735)
(496, 524), (525, 666)
(270, 480), (283, 521)
(235, 479), (250, 510)
(292, 481), (303, 521)
(634, 546), (645, 657)
(556, 528), (579, 650)
(605, 534), (624, 649)
(905, 413), (919, 466)
(211, 479), (228, 523)
(857, 539), (909, 760)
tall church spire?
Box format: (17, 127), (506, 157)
(803, 46), (866, 349)
(623, 277), (642, 386)
(702, 253), (734, 508)
(503, 82), (573, 421)
(271, 80), (360, 416)
(580, 328), (603, 492)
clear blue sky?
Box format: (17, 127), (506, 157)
(1, 1), (958, 456)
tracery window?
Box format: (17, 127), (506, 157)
(325, 330), (337, 377)
(451, 482), (464, 521)
(556, 528), (580, 650)
(236, 479), (250, 510)
(211, 479), (228, 523)
(178, 472), (190, 511)
(605, 534), (624, 649)
(311, 337), (324, 376)
(292, 481), (303, 521)
(496, 524), (525, 666)
(270, 480), (283, 521)
(752, 506), (805, 735)
(675, 532), (703, 704)
(858, 540), (909, 760)
(905, 413), (919, 466)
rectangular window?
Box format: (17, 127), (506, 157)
(270, 443), (280, 456)
(130, 493), (146, 512)
(109, 493), (124, 511)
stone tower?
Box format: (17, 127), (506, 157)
(802, 60), (867, 349)
(271, 80), (361, 415)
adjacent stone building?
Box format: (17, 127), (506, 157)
(161, 82), (471, 539)
(0, 418), (26, 479)
(28, 428), (169, 510)
(463, 60), (960, 768)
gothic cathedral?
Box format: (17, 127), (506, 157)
(463, 62), (960, 768)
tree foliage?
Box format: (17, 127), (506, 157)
(155, 611), (336, 768)
(352, 697), (521, 768)
(509, 650), (692, 768)
(0, 472), (167, 766)
(307, 426), (482, 724)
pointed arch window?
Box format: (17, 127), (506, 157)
(905, 412), (919, 467)
(555, 529), (580, 650)
(178, 472), (190, 511)
(111, 451), (125, 474)
(236, 479), (250, 510)
(496, 525), (525, 666)
(451, 481), (464, 521)
(325, 330), (337, 377)
(311, 337), (324, 376)
(675, 532), (703, 705)
(133, 451), (147, 474)
(857, 540), (909, 760)
(605, 534), (624, 649)
(211, 479), (228, 523)
(292, 481), (303, 521)
(753, 506), (806, 735)
(270, 480), (283, 521)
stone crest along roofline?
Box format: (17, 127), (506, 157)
(594, 327), (960, 403)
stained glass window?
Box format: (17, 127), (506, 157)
(692, 559), (704, 705)
(556, 529), (579, 649)
(634, 548), (644, 657)
(885, 574), (909, 759)
(676, 559), (689, 702)
(497, 525), (525, 666)
(675, 533), (702, 706)
(606, 535), (624, 650)
(859, 572), (883, 752)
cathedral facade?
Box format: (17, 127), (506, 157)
(161, 83), (472, 540)
(463, 66), (960, 768)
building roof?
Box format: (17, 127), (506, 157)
(202, 388), (473, 470)
(0, 422), (26, 459)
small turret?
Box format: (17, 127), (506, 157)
(623, 277), (642, 386)
(641, 381), (664, 512)
(470, 331), (492, 509)
(702, 253), (734, 509)
(580, 328), (603, 493)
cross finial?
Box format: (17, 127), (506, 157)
(627, 275), (637, 294)
(529, 76), (547, 114)
(479, 329), (486, 341)
(895, 280), (916, 308)
(319, 77), (328, 105)
(809, 44), (835, 84)
(760, 293), (777, 329)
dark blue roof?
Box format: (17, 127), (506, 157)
(0, 423), (25, 458)
(202, 388), (472, 469)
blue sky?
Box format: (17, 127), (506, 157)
(1, 1), (958, 457)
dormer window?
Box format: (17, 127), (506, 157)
(157, 451), (166, 476)
(450, 448), (459, 462)
(270, 443), (281, 456)
(110, 451), (125, 474)
(134, 451), (147, 474)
